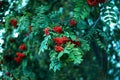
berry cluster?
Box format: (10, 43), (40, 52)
(87, 0), (106, 6)
(53, 36), (68, 46)
(53, 26), (62, 33)
(43, 19), (80, 52)
(14, 52), (26, 63)
(53, 36), (68, 52)
(14, 44), (26, 63)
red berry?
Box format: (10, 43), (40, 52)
(53, 26), (62, 33)
(70, 40), (80, 46)
(53, 36), (68, 45)
(87, 0), (99, 6)
(70, 19), (77, 27)
(55, 45), (64, 52)
(43, 28), (50, 36)
(16, 52), (26, 58)
(62, 36), (68, 44)
(19, 44), (26, 50)
(53, 37), (63, 45)
(29, 26), (32, 32)
(14, 57), (21, 63)
(6, 72), (11, 76)
(10, 19), (17, 28)
(0, 1), (2, 6)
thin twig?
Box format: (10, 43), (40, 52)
(92, 16), (101, 28)
(84, 16), (101, 39)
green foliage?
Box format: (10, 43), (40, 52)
(65, 43), (83, 64)
(80, 39), (90, 51)
(1, 0), (120, 80)
(49, 51), (61, 72)
(73, 0), (90, 20)
(18, 16), (30, 31)
(49, 43), (84, 72)
(32, 6), (50, 28)
(38, 35), (51, 54)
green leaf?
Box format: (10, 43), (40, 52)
(57, 51), (64, 60)
(22, 60), (27, 69)
(65, 43), (84, 64)
(80, 39), (90, 51)
(38, 35), (51, 54)
(73, 0), (90, 20)
(64, 32), (70, 37)
(81, 43), (90, 51)
(49, 57), (61, 72)
(73, 55), (83, 64)
(70, 35), (76, 41)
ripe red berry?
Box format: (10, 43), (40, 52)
(53, 26), (62, 33)
(70, 19), (77, 27)
(19, 44), (26, 50)
(6, 72), (11, 76)
(70, 40), (80, 46)
(0, 1), (2, 7)
(29, 26), (32, 32)
(87, 0), (99, 6)
(14, 57), (21, 63)
(55, 45), (64, 52)
(62, 36), (68, 44)
(53, 36), (68, 45)
(53, 37), (63, 45)
(43, 28), (50, 36)
(16, 52), (26, 58)
(10, 19), (17, 28)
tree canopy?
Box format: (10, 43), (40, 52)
(0, 0), (120, 80)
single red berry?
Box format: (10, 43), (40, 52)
(43, 27), (50, 36)
(19, 44), (26, 50)
(99, 0), (106, 3)
(87, 0), (99, 6)
(55, 45), (64, 52)
(29, 26), (32, 32)
(6, 72), (11, 76)
(14, 57), (21, 63)
(70, 19), (77, 27)
(70, 40), (80, 46)
(0, 1), (2, 6)
(74, 41), (80, 46)
(16, 52), (26, 58)
(10, 19), (17, 28)
(53, 37), (63, 45)
(53, 26), (62, 33)
(62, 36), (68, 44)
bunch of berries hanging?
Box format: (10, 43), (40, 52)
(87, 0), (106, 6)
(43, 22), (80, 53)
